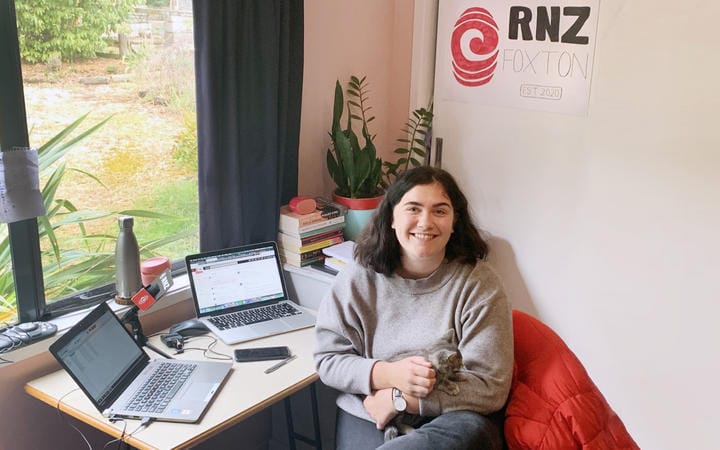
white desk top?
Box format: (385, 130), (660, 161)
(25, 326), (318, 450)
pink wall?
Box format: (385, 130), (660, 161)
(299, 0), (415, 197)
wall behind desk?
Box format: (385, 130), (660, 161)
(433, 1), (720, 449)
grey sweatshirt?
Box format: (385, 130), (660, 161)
(313, 259), (514, 422)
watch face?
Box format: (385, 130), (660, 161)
(393, 389), (407, 412)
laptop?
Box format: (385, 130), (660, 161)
(49, 301), (232, 423)
(185, 241), (316, 345)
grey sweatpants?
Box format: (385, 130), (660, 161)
(335, 408), (504, 450)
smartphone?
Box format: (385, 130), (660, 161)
(234, 346), (291, 362)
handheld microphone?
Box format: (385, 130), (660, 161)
(131, 268), (174, 311)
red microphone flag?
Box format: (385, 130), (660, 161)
(132, 287), (156, 311)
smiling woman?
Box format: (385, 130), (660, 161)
(314, 166), (513, 450)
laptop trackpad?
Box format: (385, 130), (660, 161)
(260, 320), (287, 334)
(183, 383), (219, 402)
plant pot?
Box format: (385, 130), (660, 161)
(333, 193), (383, 241)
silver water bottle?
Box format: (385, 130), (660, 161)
(115, 215), (142, 304)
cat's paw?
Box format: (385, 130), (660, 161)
(384, 426), (399, 441)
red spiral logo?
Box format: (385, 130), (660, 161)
(451, 7), (499, 87)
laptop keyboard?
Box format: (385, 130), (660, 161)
(209, 302), (301, 330)
(126, 362), (196, 413)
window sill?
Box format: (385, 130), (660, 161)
(1, 274), (192, 366)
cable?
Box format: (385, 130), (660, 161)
(103, 416), (128, 450)
(56, 387), (92, 450)
(181, 336), (233, 361)
(103, 416), (152, 449)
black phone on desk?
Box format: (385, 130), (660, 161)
(234, 346), (291, 362)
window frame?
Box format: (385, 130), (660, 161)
(1, 0), (195, 324)
(1, 0), (46, 323)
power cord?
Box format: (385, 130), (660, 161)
(55, 387), (93, 450)
(55, 388), (154, 449)
(180, 335), (233, 361)
(103, 416), (153, 449)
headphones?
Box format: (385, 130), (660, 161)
(160, 333), (185, 353)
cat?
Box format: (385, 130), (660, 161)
(383, 329), (464, 442)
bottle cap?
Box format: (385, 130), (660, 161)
(118, 215), (134, 228)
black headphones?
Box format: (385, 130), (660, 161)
(160, 333), (185, 353)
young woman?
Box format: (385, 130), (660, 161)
(314, 166), (513, 449)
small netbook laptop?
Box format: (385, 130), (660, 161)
(185, 241), (316, 345)
(49, 301), (232, 423)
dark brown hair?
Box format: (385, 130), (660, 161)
(355, 166), (488, 275)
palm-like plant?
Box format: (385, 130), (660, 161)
(381, 104), (434, 189)
(0, 114), (190, 322)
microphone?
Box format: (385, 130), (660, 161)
(131, 268), (174, 311)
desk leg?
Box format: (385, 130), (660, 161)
(310, 383), (322, 449)
(284, 382), (322, 449)
(284, 396), (297, 450)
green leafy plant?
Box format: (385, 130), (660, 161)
(381, 104), (434, 189)
(0, 114), (189, 322)
(381, 104), (433, 189)
(326, 76), (383, 199)
(15, 0), (139, 63)
(326, 75), (434, 198)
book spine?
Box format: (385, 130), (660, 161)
(281, 254), (325, 267)
(294, 215), (346, 234)
(280, 229), (343, 247)
(296, 235), (344, 253)
(297, 223), (345, 239)
(279, 205), (325, 226)
(279, 248), (324, 262)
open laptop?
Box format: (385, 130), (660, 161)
(185, 241), (316, 345)
(49, 301), (232, 423)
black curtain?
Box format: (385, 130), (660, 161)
(193, 1), (303, 251)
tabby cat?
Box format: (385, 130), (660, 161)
(383, 329), (464, 441)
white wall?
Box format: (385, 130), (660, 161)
(432, 1), (719, 449)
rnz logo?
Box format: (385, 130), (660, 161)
(451, 7), (499, 87)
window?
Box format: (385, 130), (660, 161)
(1, 0), (198, 324)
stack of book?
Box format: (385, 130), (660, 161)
(278, 198), (347, 268)
(321, 240), (355, 274)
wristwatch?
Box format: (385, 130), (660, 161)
(392, 388), (407, 412)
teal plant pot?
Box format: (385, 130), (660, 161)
(332, 193), (384, 241)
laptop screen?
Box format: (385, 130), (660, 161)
(186, 242), (287, 316)
(51, 303), (145, 408)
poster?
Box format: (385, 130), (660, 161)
(436, 0), (600, 115)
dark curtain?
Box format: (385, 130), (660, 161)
(193, 0), (303, 251)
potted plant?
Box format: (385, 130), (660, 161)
(326, 76), (384, 239)
(325, 75), (434, 239)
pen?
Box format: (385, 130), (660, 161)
(264, 354), (297, 374)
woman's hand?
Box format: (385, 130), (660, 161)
(371, 357), (436, 398)
(363, 388), (396, 429)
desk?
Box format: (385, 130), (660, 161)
(25, 326), (319, 450)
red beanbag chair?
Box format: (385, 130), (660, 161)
(504, 310), (640, 450)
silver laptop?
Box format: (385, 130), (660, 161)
(185, 241), (316, 345)
(49, 301), (232, 423)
